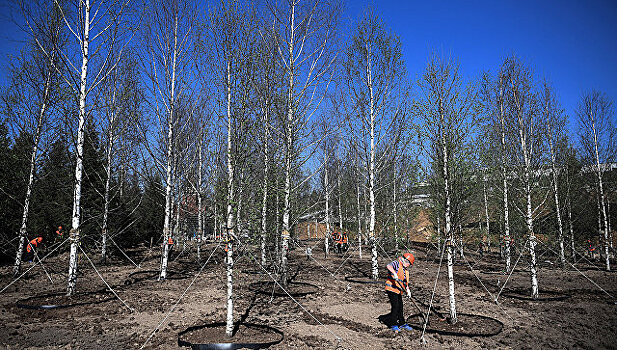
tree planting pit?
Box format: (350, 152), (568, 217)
(124, 269), (190, 285)
(248, 281), (318, 297)
(178, 322), (283, 349)
(16, 290), (115, 310)
(501, 289), (571, 301)
(406, 312), (503, 337)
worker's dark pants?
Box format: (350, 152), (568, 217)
(386, 291), (405, 326)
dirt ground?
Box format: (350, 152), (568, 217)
(0, 241), (616, 349)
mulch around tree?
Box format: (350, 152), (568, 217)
(178, 322), (283, 349)
(123, 269), (190, 285)
(16, 290), (115, 310)
(406, 312), (504, 337)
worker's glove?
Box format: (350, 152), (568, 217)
(406, 288), (412, 298)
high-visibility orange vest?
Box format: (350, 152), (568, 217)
(333, 232), (341, 242)
(168, 237), (174, 245)
(341, 233), (348, 244)
(385, 259), (409, 294)
(26, 237), (42, 253)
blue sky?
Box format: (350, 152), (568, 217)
(344, 0), (617, 134)
(0, 0), (615, 136)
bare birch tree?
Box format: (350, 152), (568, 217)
(7, 1), (65, 276)
(506, 56), (548, 299)
(206, 0), (257, 336)
(416, 53), (477, 324)
(40, 0), (133, 295)
(577, 89), (615, 271)
(268, 0), (341, 286)
(540, 80), (568, 266)
(342, 10), (407, 280)
(141, 0), (196, 280)
(481, 66), (513, 272)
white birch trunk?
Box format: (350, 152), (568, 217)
(437, 216), (441, 255)
(549, 144), (566, 266)
(13, 69), (52, 277)
(367, 41), (378, 280)
(482, 171), (491, 254)
(67, 0), (91, 296)
(591, 117), (610, 270)
(337, 165), (343, 231)
(260, 107), (269, 266)
(566, 176), (575, 260)
(440, 101), (457, 324)
(225, 60), (235, 337)
(607, 200), (613, 258)
(101, 87), (117, 264)
(356, 174), (362, 259)
(159, 8), (180, 281)
(546, 104), (566, 266)
(499, 79), (512, 272)
(280, 3), (295, 287)
(197, 132), (203, 261)
(276, 184), (280, 263)
(393, 163), (398, 252)
(324, 153), (330, 257)
(517, 108), (539, 299)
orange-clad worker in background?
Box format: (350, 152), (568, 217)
(55, 226), (64, 243)
(331, 230), (341, 253)
(26, 237), (43, 253)
(341, 232), (349, 251)
(384, 252), (415, 332)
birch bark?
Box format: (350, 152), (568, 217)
(498, 76), (512, 273)
(324, 152), (331, 257)
(13, 69), (52, 277)
(224, 60), (235, 337)
(101, 86), (117, 264)
(67, 0), (91, 296)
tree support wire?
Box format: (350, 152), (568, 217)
(495, 241), (527, 301)
(1, 239), (68, 294)
(290, 239), (338, 279)
(237, 239), (352, 349)
(460, 251), (514, 323)
(140, 242), (223, 350)
(420, 236), (447, 345)
(108, 235), (140, 268)
(537, 240), (616, 302)
(31, 245), (54, 284)
(79, 246), (134, 312)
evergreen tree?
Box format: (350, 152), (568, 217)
(134, 174), (165, 246)
(30, 137), (73, 246)
(80, 119), (105, 249)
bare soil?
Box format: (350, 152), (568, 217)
(0, 242), (616, 349)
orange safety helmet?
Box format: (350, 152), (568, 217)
(403, 252), (415, 265)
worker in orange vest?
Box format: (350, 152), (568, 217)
(25, 236), (43, 262)
(340, 231), (349, 251)
(331, 230), (341, 253)
(55, 226), (64, 242)
(384, 252), (415, 332)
